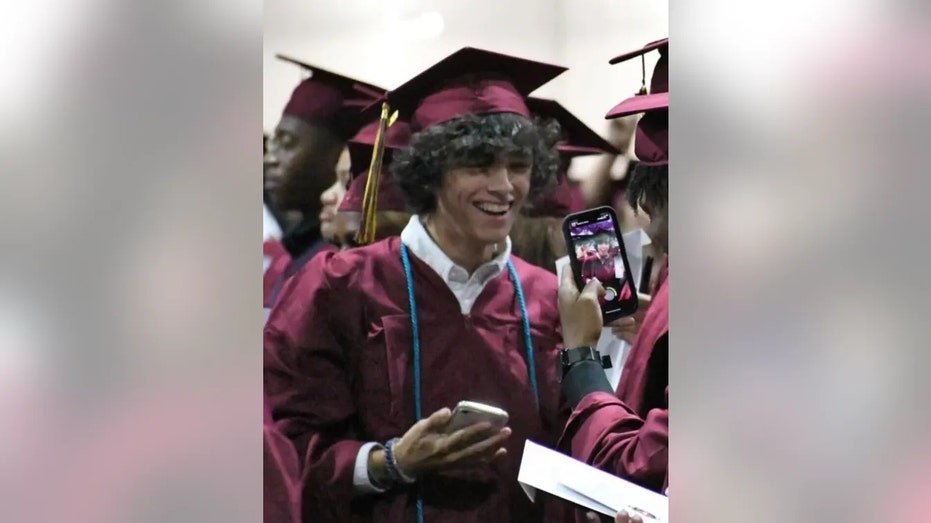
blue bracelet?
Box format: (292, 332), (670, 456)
(384, 437), (416, 485)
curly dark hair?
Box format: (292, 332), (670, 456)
(626, 163), (668, 215)
(390, 112), (562, 215)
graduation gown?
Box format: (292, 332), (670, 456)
(265, 237), (566, 523)
(557, 391), (668, 494)
(616, 259), (669, 417)
(265, 219), (338, 309)
(555, 260), (669, 507)
(265, 399), (302, 523)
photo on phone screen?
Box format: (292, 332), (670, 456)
(563, 206), (638, 321)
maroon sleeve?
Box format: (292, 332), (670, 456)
(264, 253), (366, 516)
(557, 391), (668, 493)
(264, 425), (301, 523)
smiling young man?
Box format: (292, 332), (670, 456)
(265, 47), (571, 523)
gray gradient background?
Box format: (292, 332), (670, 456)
(1, 0), (928, 521)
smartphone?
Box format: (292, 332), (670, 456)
(562, 206), (639, 323)
(444, 401), (509, 434)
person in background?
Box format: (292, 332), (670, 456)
(263, 55), (384, 309)
(578, 117), (639, 230)
(581, 236), (618, 282)
(335, 118), (414, 247)
(510, 97), (619, 274)
(318, 147), (353, 244)
(265, 47), (569, 523)
(555, 39), (670, 517)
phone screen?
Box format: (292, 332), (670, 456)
(564, 207), (638, 320)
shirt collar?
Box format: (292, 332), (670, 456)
(400, 215), (511, 285)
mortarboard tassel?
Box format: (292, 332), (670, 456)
(638, 55), (648, 96)
(356, 102), (397, 245)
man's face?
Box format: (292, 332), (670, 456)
(434, 151), (532, 247)
(264, 115), (340, 218)
(642, 202), (668, 254)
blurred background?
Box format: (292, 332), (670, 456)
(264, 0), (667, 181)
(1, 0), (929, 521)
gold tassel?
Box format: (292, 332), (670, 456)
(355, 102), (397, 245)
(638, 55), (648, 96)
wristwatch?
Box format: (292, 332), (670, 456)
(558, 346), (612, 382)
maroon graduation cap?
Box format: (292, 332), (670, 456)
(339, 119), (412, 213)
(525, 97), (617, 217)
(354, 47), (568, 243)
(605, 38), (669, 120)
(374, 46), (568, 133)
(276, 54), (386, 139)
(634, 109), (668, 166)
(527, 97), (618, 157)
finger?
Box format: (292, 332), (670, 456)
(443, 427), (512, 464)
(475, 443), (509, 463)
(615, 510), (630, 523)
(407, 408), (452, 440)
(440, 421), (495, 452)
(419, 407), (453, 432)
(580, 277), (606, 300)
(558, 265), (580, 302)
(585, 512), (600, 522)
(606, 317), (635, 329)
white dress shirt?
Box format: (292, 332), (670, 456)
(353, 215), (512, 493)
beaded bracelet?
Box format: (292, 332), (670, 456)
(384, 437), (417, 485)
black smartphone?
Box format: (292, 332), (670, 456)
(562, 206), (639, 322)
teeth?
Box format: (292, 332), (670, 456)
(476, 203), (509, 213)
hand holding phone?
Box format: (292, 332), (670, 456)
(562, 206), (639, 323)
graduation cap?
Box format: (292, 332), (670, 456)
(370, 47), (568, 133)
(276, 54), (386, 139)
(524, 97), (617, 217)
(634, 109), (668, 166)
(354, 47), (568, 243)
(339, 119), (412, 214)
(526, 97), (618, 157)
(605, 38), (669, 120)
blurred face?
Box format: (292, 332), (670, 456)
(642, 202), (668, 254)
(433, 150), (532, 247)
(264, 115), (340, 217)
(597, 242), (610, 257)
(319, 148), (351, 241)
(576, 245), (586, 258)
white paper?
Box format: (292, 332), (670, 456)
(518, 440), (668, 521)
(556, 229), (652, 389)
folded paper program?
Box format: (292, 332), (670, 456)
(517, 440), (668, 521)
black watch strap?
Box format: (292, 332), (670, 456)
(559, 346), (612, 382)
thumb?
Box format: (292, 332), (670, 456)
(580, 277), (606, 300)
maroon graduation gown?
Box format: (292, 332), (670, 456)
(265, 398), (301, 523)
(557, 390), (668, 493)
(554, 259), (669, 517)
(616, 259), (669, 417)
(265, 237), (566, 523)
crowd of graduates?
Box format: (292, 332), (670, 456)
(263, 40), (669, 523)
